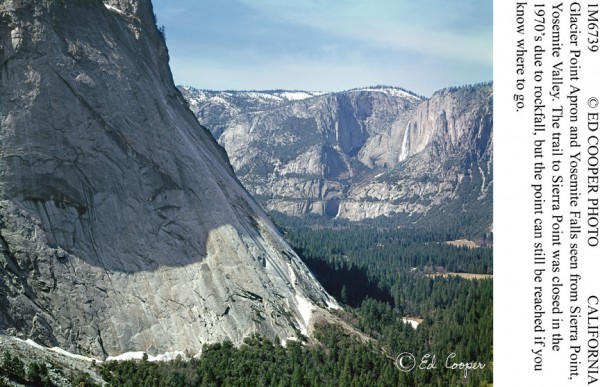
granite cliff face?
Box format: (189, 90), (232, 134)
(182, 84), (493, 223)
(338, 85), (493, 221)
(0, 0), (336, 359)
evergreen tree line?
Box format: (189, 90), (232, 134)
(272, 213), (492, 291)
(99, 319), (491, 387)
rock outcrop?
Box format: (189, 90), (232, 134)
(0, 0), (336, 359)
(182, 84), (493, 224)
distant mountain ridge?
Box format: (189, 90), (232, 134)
(180, 83), (493, 231)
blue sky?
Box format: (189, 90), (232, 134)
(152, 0), (492, 96)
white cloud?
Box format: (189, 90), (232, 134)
(156, 0), (492, 94)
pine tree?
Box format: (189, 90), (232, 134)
(341, 284), (349, 305)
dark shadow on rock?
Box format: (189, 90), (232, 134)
(0, 0), (257, 272)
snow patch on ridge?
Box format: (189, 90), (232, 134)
(295, 294), (315, 334)
(326, 299), (341, 310)
(106, 351), (187, 362)
(103, 3), (127, 16)
(281, 336), (298, 347)
(287, 263), (315, 336)
(21, 338), (97, 362)
(402, 318), (420, 329)
(277, 91), (325, 101)
(20, 337), (187, 363)
(358, 87), (422, 100)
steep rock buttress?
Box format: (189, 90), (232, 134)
(0, 0), (336, 358)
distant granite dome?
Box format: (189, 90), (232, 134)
(181, 83), (493, 224)
(0, 0), (336, 359)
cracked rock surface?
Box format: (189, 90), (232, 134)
(0, 0), (335, 359)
